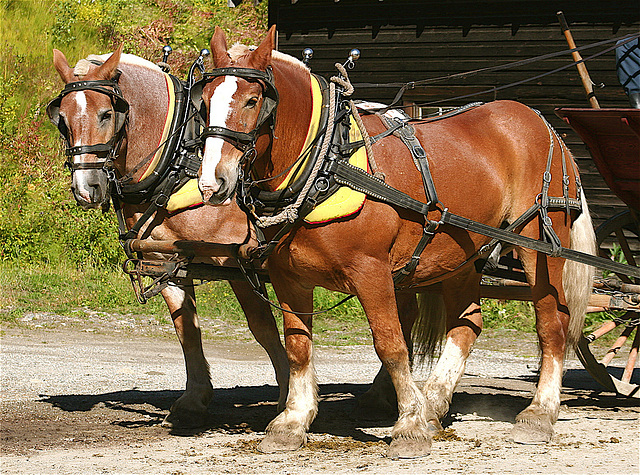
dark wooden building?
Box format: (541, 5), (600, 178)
(268, 1), (640, 226)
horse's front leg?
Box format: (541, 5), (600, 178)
(355, 270), (432, 459)
(355, 292), (418, 419)
(257, 275), (316, 453)
(229, 280), (289, 411)
(160, 281), (214, 429)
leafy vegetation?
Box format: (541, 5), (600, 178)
(0, 0), (267, 268)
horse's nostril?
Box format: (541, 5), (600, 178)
(89, 184), (104, 202)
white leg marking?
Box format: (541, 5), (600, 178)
(532, 358), (563, 418)
(267, 343), (318, 434)
(285, 344), (318, 429)
(200, 76), (238, 193)
(423, 337), (468, 417)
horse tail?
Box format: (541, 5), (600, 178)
(411, 291), (448, 365)
(563, 191), (596, 351)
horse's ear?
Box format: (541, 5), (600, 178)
(96, 44), (124, 80)
(249, 25), (276, 71)
(53, 49), (74, 84)
(211, 26), (231, 68)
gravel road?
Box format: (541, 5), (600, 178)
(1, 315), (638, 474)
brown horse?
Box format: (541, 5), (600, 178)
(50, 46), (291, 428)
(197, 26), (596, 458)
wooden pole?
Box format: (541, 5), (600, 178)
(557, 11), (600, 109)
(125, 239), (239, 258)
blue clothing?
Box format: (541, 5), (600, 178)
(616, 38), (640, 95)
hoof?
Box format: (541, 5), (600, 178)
(509, 421), (553, 445)
(387, 436), (432, 459)
(161, 409), (209, 430)
(257, 431), (306, 453)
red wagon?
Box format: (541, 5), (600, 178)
(556, 107), (640, 398)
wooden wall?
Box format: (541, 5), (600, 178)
(269, 1), (640, 228)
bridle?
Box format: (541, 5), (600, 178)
(46, 77), (129, 173)
(190, 66), (279, 166)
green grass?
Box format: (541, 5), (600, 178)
(3, 262), (621, 348)
(0, 262), (372, 345)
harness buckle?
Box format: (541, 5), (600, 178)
(154, 193), (169, 207)
(314, 176), (330, 193)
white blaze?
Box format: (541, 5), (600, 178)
(200, 76), (238, 191)
(73, 91), (88, 146)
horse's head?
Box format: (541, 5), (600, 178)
(49, 45), (127, 210)
(197, 26), (277, 205)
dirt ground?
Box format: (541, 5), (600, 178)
(1, 315), (638, 474)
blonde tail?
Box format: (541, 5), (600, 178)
(563, 191), (596, 350)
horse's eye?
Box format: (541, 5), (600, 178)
(246, 97), (259, 109)
(99, 110), (113, 123)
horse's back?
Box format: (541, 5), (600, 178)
(370, 100), (569, 222)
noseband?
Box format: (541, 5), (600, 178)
(47, 77), (129, 172)
(190, 66), (279, 163)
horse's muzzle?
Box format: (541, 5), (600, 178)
(71, 170), (109, 210)
(199, 171), (236, 206)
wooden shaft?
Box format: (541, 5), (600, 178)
(557, 11), (600, 109)
(126, 239), (239, 258)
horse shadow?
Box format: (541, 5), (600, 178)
(38, 367), (637, 443)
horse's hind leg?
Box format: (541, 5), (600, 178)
(421, 270), (482, 426)
(229, 280), (289, 411)
(510, 249), (570, 444)
(161, 281), (214, 429)
(354, 292), (417, 419)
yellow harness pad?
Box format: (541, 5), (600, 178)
(274, 74), (368, 224)
(303, 115), (367, 224)
(166, 178), (201, 213)
(165, 74), (369, 219)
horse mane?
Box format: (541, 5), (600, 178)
(227, 43), (310, 74)
(73, 53), (161, 77)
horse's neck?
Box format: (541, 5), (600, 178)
(254, 61), (314, 190)
(116, 62), (169, 177)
